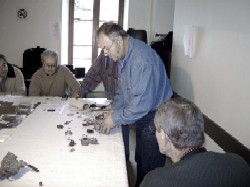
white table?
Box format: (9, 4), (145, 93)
(0, 96), (128, 187)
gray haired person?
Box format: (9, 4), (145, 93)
(140, 98), (250, 187)
(96, 22), (173, 186)
(29, 49), (80, 97)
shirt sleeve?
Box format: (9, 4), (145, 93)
(78, 54), (103, 97)
(11, 67), (25, 95)
(29, 71), (42, 96)
(62, 66), (80, 97)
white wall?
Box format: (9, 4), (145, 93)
(0, 0), (62, 67)
(128, 0), (175, 44)
(127, 0), (151, 43)
(150, 0), (175, 42)
(61, 0), (69, 65)
(0, 0), (175, 64)
(171, 0), (250, 148)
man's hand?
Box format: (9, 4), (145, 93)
(71, 91), (79, 98)
(100, 113), (115, 134)
(69, 98), (85, 110)
(106, 103), (112, 110)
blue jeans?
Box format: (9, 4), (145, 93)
(134, 111), (166, 187)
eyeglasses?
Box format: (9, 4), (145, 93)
(43, 63), (58, 68)
(100, 41), (114, 53)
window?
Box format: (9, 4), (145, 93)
(68, 0), (124, 72)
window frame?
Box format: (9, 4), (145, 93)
(68, 0), (124, 67)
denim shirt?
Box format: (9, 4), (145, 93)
(112, 36), (173, 126)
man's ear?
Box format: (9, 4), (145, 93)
(158, 129), (171, 154)
(116, 36), (123, 45)
(160, 129), (168, 142)
(160, 129), (165, 139)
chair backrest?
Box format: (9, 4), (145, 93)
(22, 46), (46, 79)
(74, 67), (85, 79)
(127, 28), (148, 44)
(65, 64), (74, 73)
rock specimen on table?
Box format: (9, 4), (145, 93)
(0, 152), (27, 179)
(0, 152), (39, 179)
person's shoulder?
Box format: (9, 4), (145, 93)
(91, 58), (103, 70)
(12, 66), (22, 74)
(59, 65), (67, 69)
(129, 36), (150, 50)
(144, 165), (166, 178)
(31, 68), (43, 78)
(59, 65), (72, 73)
(214, 151), (249, 165)
(36, 68), (43, 74)
(203, 151), (244, 160)
(191, 151), (249, 169)
(141, 167), (168, 187)
(127, 37), (155, 62)
(58, 65), (78, 80)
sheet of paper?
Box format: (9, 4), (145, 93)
(183, 25), (194, 58)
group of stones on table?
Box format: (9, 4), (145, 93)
(56, 113), (105, 151)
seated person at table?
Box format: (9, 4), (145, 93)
(29, 49), (80, 97)
(140, 98), (250, 187)
(0, 54), (25, 96)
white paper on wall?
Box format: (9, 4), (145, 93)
(183, 25), (194, 58)
(50, 22), (61, 40)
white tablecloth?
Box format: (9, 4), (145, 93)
(0, 96), (128, 187)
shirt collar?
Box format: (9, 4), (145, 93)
(118, 36), (133, 68)
(181, 147), (207, 161)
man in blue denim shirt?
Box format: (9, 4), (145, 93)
(97, 22), (173, 187)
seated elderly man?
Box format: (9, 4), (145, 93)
(140, 98), (250, 187)
(29, 49), (80, 97)
(0, 54), (25, 96)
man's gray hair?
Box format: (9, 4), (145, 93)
(155, 98), (204, 149)
(41, 49), (59, 64)
(96, 22), (128, 41)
